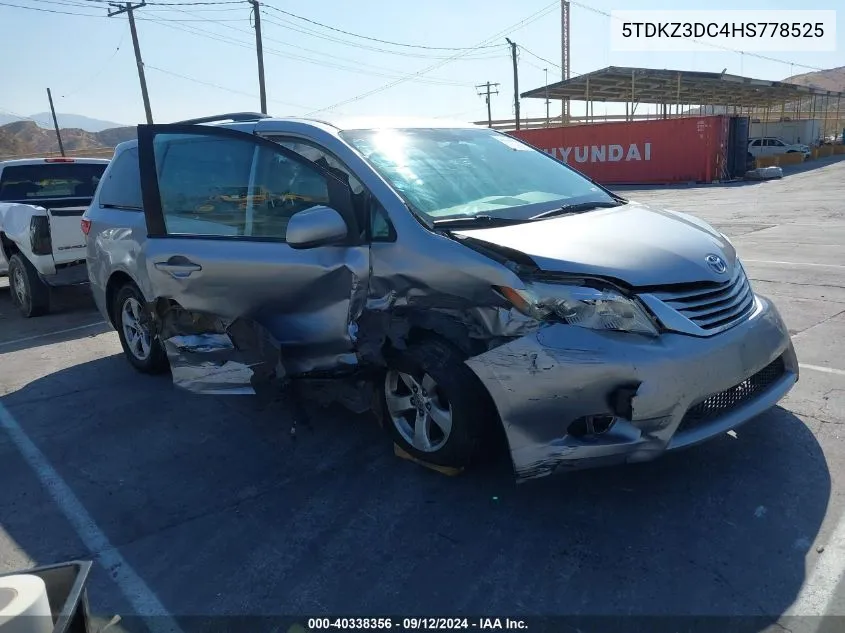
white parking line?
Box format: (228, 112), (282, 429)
(800, 364), (845, 377)
(745, 259), (845, 269)
(0, 402), (185, 633)
(0, 321), (107, 349)
(788, 507), (845, 618)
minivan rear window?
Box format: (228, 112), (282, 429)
(98, 147), (142, 210)
(0, 162), (107, 201)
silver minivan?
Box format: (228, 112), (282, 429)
(83, 113), (798, 481)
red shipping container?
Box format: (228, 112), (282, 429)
(509, 116), (729, 185)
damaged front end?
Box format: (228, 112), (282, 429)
(464, 294), (798, 481)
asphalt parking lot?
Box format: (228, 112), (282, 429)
(1, 156), (844, 633)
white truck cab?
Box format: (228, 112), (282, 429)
(0, 157), (110, 316)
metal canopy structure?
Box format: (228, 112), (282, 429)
(521, 66), (845, 109)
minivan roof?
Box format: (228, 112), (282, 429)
(111, 115), (485, 154)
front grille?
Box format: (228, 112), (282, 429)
(679, 356), (786, 431)
(649, 264), (755, 332)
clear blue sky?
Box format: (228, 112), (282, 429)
(0, 0), (842, 126)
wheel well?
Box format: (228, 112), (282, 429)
(105, 271), (136, 326)
(381, 325), (510, 464)
(0, 232), (20, 261)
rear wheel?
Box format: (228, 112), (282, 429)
(382, 337), (494, 469)
(8, 253), (50, 318)
(113, 283), (169, 374)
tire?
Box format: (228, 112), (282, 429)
(8, 253), (50, 318)
(381, 336), (494, 469)
(113, 282), (169, 374)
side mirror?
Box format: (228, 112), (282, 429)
(286, 205), (348, 249)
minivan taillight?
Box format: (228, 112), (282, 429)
(80, 218), (91, 236)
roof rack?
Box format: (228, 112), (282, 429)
(172, 112), (271, 125)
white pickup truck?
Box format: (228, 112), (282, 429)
(0, 157), (110, 317)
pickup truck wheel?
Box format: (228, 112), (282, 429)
(114, 283), (168, 374)
(382, 337), (493, 470)
(8, 253), (50, 318)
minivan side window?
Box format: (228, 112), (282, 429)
(273, 138), (395, 242)
(98, 147), (143, 210)
(153, 133), (331, 240)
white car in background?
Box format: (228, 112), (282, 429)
(748, 137), (811, 159)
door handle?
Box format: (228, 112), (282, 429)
(154, 261), (202, 278)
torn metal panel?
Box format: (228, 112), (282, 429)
(152, 300), (287, 397)
(367, 235), (526, 312)
(465, 295), (798, 481)
(352, 305), (539, 364)
(142, 238), (370, 376)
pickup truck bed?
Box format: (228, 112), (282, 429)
(0, 157), (110, 316)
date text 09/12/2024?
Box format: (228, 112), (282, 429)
(305, 618), (528, 630)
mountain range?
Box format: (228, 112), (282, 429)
(0, 112), (125, 132)
(785, 65), (845, 93)
(0, 121), (135, 159)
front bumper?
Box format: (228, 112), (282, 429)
(465, 294), (798, 481)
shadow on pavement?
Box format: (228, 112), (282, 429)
(0, 354), (831, 632)
(0, 282), (108, 354)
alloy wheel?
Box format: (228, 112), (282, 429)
(121, 297), (152, 361)
(12, 266), (26, 306)
(384, 370), (453, 453)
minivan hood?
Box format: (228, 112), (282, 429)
(454, 201), (736, 287)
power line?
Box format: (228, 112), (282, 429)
(141, 11), (473, 86)
(0, 1), (106, 16)
(33, 0), (107, 8)
(519, 45), (560, 71)
(61, 23), (128, 98)
(519, 44), (585, 78)
(145, 64), (312, 109)
(260, 12), (507, 61)
(261, 3), (500, 51)
(567, 0), (823, 72)
(79, 0), (245, 4)
(307, 0), (559, 114)
(143, 4), (244, 9)
(152, 4), (495, 69)
(0, 107), (44, 123)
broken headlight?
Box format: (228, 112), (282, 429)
(498, 282), (659, 336)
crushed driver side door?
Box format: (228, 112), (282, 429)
(136, 124), (370, 396)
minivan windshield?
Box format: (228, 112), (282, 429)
(340, 127), (616, 221)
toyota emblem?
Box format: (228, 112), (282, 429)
(705, 254), (728, 274)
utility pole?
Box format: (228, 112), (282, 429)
(544, 68), (550, 126)
(46, 88), (65, 157)
(561, 0), (571, 122)
(475, 82), (499, 128)
(108, 1), (153, 124)
(249, 0), (267, 114)
(505, 38), (520, 130)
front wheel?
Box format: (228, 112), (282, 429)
(8, 253), (50, 318)
(382, 337), (494, 469)
(113, 283), (169, 374)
